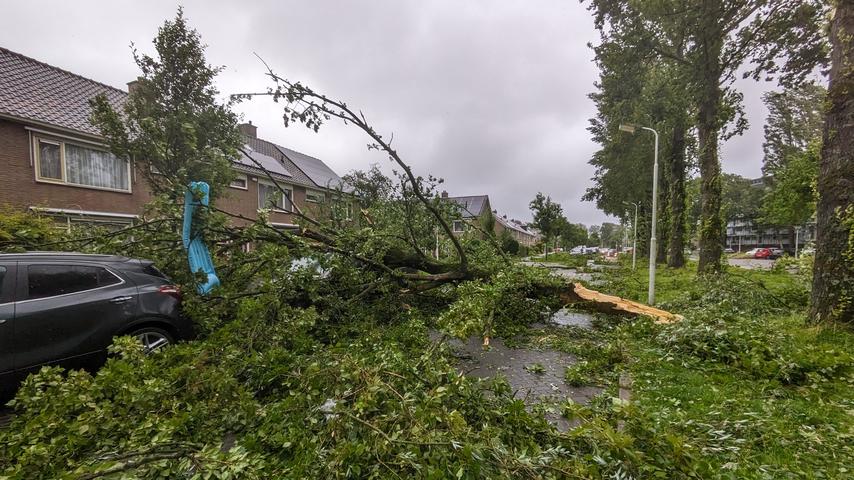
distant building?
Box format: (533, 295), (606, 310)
(724, 176), (815, 252)
(495, 214), (540, 247)
(726, 217), (815, 252)
(440, 191), (540, 247)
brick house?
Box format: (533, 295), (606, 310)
(441, 192), (539, 247)
(0, 46), (347, 229)
(495, 215), (540, 247)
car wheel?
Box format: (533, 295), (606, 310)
(129, 327), (174, 354)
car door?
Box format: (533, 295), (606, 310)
(0, 262), (16, 378)
(13, 261), (139, 374)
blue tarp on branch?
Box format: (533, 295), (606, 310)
(182, 181), (220, 295)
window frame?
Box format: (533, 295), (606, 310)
(229, 173), (248, 190)
(32, 135), (132, 193)
(305, 190), (325, 203)
(19, 263), (125, 303)
(452, 220), (466, 233)
(257, 180), (293, 213)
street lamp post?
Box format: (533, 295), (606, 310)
(619, 123), (659, 305)
(623, 201), (639, 270)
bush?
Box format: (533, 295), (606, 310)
(657, 313), (853, 384)
(0, 206), (60, 252)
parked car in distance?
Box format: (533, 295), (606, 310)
(744, 248), (760, 257)
(0, 253), (193, 397)
(770, 248), (785, 258)
(753, 248), (773, 259)
(724, 247), (735, 254)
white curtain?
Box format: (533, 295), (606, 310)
(38, 141), (61, 179)
(258, 183), (283, 210)
(65, 144), (129, 190)
(283, 189), (293, 211)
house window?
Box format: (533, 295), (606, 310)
(306, 190), (325, 203)
(258, 182), (292, 212)
(453, 220), (465, 233)
(34, 136), (130, 192)
(38, 140), (62, 179)
(230, 174), (248, 190)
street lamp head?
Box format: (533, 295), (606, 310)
(618, 123), (636, 133)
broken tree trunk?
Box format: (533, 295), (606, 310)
(560, 282), (682, 324)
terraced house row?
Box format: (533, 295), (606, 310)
(0, 46), (348, 230)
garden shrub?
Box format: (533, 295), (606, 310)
(0, 206), (61, 252)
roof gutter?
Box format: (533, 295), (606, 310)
(29, 206), (139, 219)
(0, 112), (105, 143)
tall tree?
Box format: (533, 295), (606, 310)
(584, 40), (690, 265)
(90, 8), (240, 199)
(557, 220), (589, 249)
(668, 116), (688, 267)
(585, 0), (829, 274)
(599, 222), (624, 249)
(762, 141), (819, 234)
(811, 2), (854, 324)
(529, 193), (564, 257)
(761, 83), (825, 249)
(584, 6), (695, 269)
(762, 84), (827, 176)
(588, 224), (602, 246)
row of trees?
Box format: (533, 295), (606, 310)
(584, 0), (852, 322)
(528, 192), (625, 254)
(583, 0), (827, 273)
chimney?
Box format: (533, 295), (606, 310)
(126, 77), (142, 95)
(441, 190), (448, 198)
(238, 121), (257, 138)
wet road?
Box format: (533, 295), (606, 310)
(431, 308), (605, 431)
(727, 258), (775, 270)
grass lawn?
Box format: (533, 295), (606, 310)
(558, 260), (854, 478)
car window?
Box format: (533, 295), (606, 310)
(0, 266), (6, 298)
(27, 264), (121, 300)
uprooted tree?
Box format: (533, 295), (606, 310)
(1, 11), (683, 478)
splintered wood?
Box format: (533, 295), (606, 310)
(561, 282), (683, 324)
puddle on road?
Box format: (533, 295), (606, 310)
(431, 323), (603, 430)
(551, 309), (595, 329)
(550, 268), (594, 282)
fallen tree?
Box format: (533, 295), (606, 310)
(1, 11), (686, 478)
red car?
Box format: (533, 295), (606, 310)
(754, 248), (773, 259)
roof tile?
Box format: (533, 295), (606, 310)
(0, 47), (126, 135)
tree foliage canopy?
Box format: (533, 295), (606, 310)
(90, 7), (240, 199)
(528, 193), (563, 245)
(583, 0), (829, 273)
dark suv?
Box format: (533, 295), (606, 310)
(0, 253), (192, 395)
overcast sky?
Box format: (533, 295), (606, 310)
(1, 0), (785, 225)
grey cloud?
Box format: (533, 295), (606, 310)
(0, 0), (779, 226)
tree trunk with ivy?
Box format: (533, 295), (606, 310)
(696, 4), (725, 274)
(657, 159), (670, 265)
(810, 2), (854, 324)
(668, 120), (687, 268)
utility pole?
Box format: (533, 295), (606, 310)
(624, 201), (639, 270)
